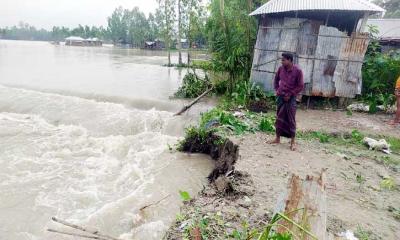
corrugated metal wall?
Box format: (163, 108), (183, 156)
(250, 17), (369, 98)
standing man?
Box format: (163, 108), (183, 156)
(271, 53), (304, 151)
(390, 75), (400, 125)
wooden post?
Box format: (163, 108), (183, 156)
(325, 12), (331, 26)
(358, 12), (370, 33)
(275, 170), (327, 240)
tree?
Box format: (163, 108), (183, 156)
(374, 0), (400, 18)
(107, 7), (128, 44)
(126, 7), (149, 47)
(157, 0), (176, 66)
(182, 0), (207, 64)
(206, 0), (267, 91)
(147, 13), (160, 41)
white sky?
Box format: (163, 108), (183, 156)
(0, 0), (158, 30)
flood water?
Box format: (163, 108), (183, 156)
(0, 40), (213, 240)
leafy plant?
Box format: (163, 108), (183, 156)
(259, 116), (276, 133)
(206, 0), (264, 92)
(362, 53), (400, 109)
(231, 81), (267, 107)
(351, 130), (364, 143)
(179, 190), (192, 202)
(258, 211), (317, 240)
(174, 72), (212, 98)
(200, 108), (252, 135)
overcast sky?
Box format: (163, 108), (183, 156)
(0, 0), (158, 30)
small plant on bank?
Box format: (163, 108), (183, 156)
(380, 177), (397, 191)
(179, 191), (192, 202)
(355, 225), (374, 240)
(259, 116), (276, 133)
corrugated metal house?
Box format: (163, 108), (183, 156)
(250, 0), (385, 98)
(367, 19), (400, 53)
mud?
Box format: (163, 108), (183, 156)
(166, 110), (400, 239)
(179, 132), (239, 182)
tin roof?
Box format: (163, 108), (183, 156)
(367, 19), (400, 39)
(65, 36), (84, 41)
(250, 0), (385, 16)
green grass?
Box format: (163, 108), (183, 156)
(387, 137), (400, 153)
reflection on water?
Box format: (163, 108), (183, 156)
(0, 40), (213, 240)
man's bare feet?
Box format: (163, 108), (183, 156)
(269, 138), (280, 144)
(290, 138), (296, 151)
(290, 143), (297, 151)
(388, 120), (400, 126)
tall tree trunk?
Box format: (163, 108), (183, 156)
(187, 1), (192, 66)
(165, 0), (171, 66)
(220, 0), (232, 92)
(178, 0), (183, 65)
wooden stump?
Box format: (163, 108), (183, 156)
(275, 170), (327, 240)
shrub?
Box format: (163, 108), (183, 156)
(362, 53), (400, 110)
(200, 108), (252, 135)
(174, 72), (212, 98)
(231, 81), (267, 107)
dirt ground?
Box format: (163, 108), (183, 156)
(166, 110), (400, 240)
(297, 110), (400, 138)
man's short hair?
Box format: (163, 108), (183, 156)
(282, 52), (294, 62)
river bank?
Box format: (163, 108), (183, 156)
(166, 109), (400, 239)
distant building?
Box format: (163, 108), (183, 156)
(65, 36), (102, 47)
(180, 39), (189, 49)
(367, 19), (400, 53)
(250, 0), (385, 99)
(85, 38), (103, 46)
(144, 39), (165, 50)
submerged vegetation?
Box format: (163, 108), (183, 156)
(174, 73), (212, 98)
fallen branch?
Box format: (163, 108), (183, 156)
(47, 229), (110, 240)
(140, 194), (171, 211)
(174, 87), (214, 116)
(50, 217), (120, 240)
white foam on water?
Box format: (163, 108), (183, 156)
(0, 86), (213, 240)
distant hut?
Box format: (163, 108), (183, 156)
(65, 36), (85, 46)
(180, 39), (189, 49)
(145, 39), (165, 50)
(250, 0), (385, 99)
(65, 36), (102, 47)
(367, 19), (400, 53)
(86, 38), (103, 46)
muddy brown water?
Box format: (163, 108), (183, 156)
(0, 40), (214, 240)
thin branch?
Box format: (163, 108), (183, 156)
(47, 229), (110, 240)
(140, 194), (171, 211)
(51, 217), (120, 240)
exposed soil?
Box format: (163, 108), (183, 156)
(166, 110), (400, 240)
(297, 110), (400, 138)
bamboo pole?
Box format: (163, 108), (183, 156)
(174, 87), (214, 116)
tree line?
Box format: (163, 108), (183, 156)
(0, 2), (207, 48)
